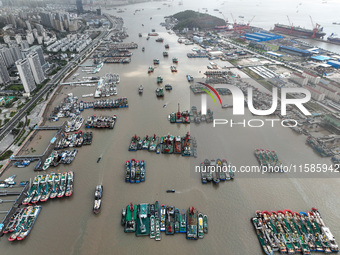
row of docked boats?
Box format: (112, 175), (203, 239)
(22, 171), (74, 205)
(93, 98), (128, 109)
(2, 205), (41, 241)
(200, 159), (235, 184)
(42, 149), (78, 170)
(125, 159), (145, 183)
(54, 131), (92, 150)
(128, 132), (196, 157)
(64, 115), (84, 133)
(85, 115), (117, 129)
(254, 149), (283, 172)
(251, 208), (339, 255)
(121, 202), (207, 240)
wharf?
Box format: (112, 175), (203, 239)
(0, 183), (29, 237)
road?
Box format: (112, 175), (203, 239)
(0, 28), (109, 142)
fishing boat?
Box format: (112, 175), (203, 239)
(153, 59), (159, 65)
(31, 175), (45, 203)
(251, 215), (274, 255)
(149, 135), (158, 151)
(174, 208), (180, 233)
(211, 159), (220, 184)
(186, 207), (198, 240)
(142, 136), (150, 150)
(124, 203), (137, 233)
(200, 162), (207, 184)
(198, 213), (204, 238)
(162, 135), (173, 153)
(156, 87), (164, 97)
(156, 76), (163, 84)
(97, 157), (101, 163)
(165, 44), (169, 49)
(121, 208), (126, 226)
(160, 204), (166, 231)
(65, 171), (74, 197)
(136, 203), (150, 236)
(125, 160), (130, 182)
(172, 57), (178, 64)
(181, 132), (191, 156)
(163, 51), (168, 57)
(155, 201), (159, 219)
(8, 206), (32, 241)
(170, 65), (177, 72)
(165, 206), (175, 235)
(40, 174), (54, 202)
(156, 37), (164, 42)
(155, 217), (161, 241)
(216, 158), (225, 181)
(166, 189), (175, 193)
(180, 209), (187, 233)
(203, 215), (208, 234)
(93, 185), (103, 214)
(129, 135), (138, 151)
(22, 177), (39, 205)
(204, 159), (212, 181)
(150, 215), (156, 238)
(57, 172), (67, 198)
(137, 137), (143, 150)
(142, 47), (145, 52)
(148, 66), (154, 73)
(222, 159), (230, 180)
(135, 160), (141, 183)
(156, 144), (161, 154)
(138, 85), (143, 94)
(165, 84), (172, 90)
(3, 208), (24, 234)
(140, 160), (145, 182)
(186, 74), (194, 82)
(17, 205), (41, 241)
(130, 159), (136, 183)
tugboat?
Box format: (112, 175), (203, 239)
(93, 185), (103, 214)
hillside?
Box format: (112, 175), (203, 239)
(172, 10), (225, 30)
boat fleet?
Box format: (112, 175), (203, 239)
(252, 208), (339, 255)
(121, 202), (208, 240)
(200, 159), (235, 184)
(128, 132), (197, 157)
(41, 149), (78, 171)
(169, 105), (213, 124)
(2, 205), (41, 241)
(22, 171), (74, 205)
(125, 159), (145, 183)
(64, 115), (84, 133)
(85, 115), (117, 129)
(54, 131), (92, 150)
(254, 149), (283, 172)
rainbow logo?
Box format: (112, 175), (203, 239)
(197, 82), (223, 106)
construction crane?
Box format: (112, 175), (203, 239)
(230, 13), (237, 32)
(286, 15), (294, 35)
(246, 15), (255, 29)
(309, 15), (321, 38)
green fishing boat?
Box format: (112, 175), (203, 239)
(125, 203), (137, 233)
(155, 217), (161, 241)
(174, 208), (180, 233)
(150, 215), (155, 239)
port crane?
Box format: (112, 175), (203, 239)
(286, 15), (294, 35)
(310, 15), (321, 38)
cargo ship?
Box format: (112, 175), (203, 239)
(327, 34), (340, 44)
(273, 23), (326, 39)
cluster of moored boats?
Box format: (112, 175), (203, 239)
(42, 149), (78, 170)
(128, 132), (196, 157)
(2, 205), (41, 241)
(65, 115), (84, 132)
(22, 171), (74, 205)
(121, 202), (207, 240)
(92, 98), (128, 109)
(200, 159), (235, 184)
(85, 115), (117, 129)
(169, 105), (213, 124)
(125, 159), (145, 183)
(54, 131), (92, 150)
(254, 149), (283, 172)
(252, 208), (339, 255)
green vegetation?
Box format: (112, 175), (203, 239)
(27, 119), (31, 127)
(10, 111), (16, 117)
(14, 129), (26, 145)
(4, 118), (10, 124)
(17, 121), (24, 129)
(18, 130), (32, 146)
(0, 150), (13, 161)
(7, 84), (24, 91)
(172, 10), (225, 30)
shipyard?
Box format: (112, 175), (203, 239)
(0, 0), (339, 254)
